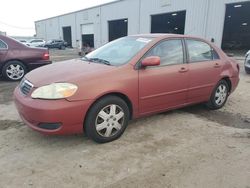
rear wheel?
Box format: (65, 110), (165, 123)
(206, 80), (229, 110)
(84, 96), (129, 143)
(2, 61), (27, 81)
(60, 45), (65, 50)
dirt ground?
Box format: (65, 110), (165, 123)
(0, 49), (249, 188)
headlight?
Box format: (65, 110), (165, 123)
(31, 83), (78, 99)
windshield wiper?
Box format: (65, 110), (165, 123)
(89, 58), (111, 66)
(81, 57), (111, 65)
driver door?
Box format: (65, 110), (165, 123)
(138, 39), (188, 115)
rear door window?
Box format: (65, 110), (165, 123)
(186, 40), (214, 62)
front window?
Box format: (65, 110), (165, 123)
(85, 37), (153, 66)
(145, 39), (184, 66)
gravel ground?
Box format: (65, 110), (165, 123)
(0, 49), (249, 188)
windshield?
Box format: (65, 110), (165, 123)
(85, 37), (153, 66)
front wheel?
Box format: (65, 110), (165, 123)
(2, 61), (27, 81)
(206, 80), (229, 110)
(84, 96), (129, 143)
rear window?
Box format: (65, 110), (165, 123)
(0, 40), (7, 49)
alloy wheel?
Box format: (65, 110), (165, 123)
(215, 84), (228, 106)
(95, 104), (125, 138)
(6, 64), (25, 80)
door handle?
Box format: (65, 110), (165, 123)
(214, 63), (221, 68)
(179, 67), (188, 73)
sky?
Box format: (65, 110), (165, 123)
(0, 0), (115, 36)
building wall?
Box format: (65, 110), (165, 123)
(205, 0), (248, 47)
(100, 0), (140, 44)
(0, 31), (7, 36)
(75, 7), (101, 48)
(35, 0), (246, 48)
(139, 0), (208, 37)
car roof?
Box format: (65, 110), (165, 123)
(130, 33), (184, 38)
(129, 33), (208, 41)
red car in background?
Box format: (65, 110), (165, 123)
(0, 35), (51, 81)
(14, 34), (239, 143)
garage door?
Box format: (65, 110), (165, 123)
(81, 24), (94, 48)
(151, 10), (186, 34)
(222, 2), (250, 50)
(108, 19), (128, 42)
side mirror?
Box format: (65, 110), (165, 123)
(141, 56), (160, 67)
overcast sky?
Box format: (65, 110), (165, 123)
(0, 0), (115, 36)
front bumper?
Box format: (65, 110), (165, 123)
(14, 87), (93, 135)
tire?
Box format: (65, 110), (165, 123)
(84, 96), (129, 143)
(206, 80), (229, 110)
(60, 45), (65, 50)
(2, 61), (27, 81)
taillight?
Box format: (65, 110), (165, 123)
(43, 52), (49, 60)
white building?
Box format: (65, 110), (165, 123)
(35, 0), (250, 50)
(0, 31), (7, 36)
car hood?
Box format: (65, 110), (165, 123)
(25, 59), (117, 87)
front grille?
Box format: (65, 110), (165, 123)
(20, 79), (34, 95)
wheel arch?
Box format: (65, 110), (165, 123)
(221, 76), (232, 93)
(1, 59), (28, 76)
(2, 59), (28, 69)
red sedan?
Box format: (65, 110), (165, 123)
(14, 34), (239, 143)
(0, 35), (51, 81)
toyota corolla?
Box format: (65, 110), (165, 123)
(14, 34), (240, 143)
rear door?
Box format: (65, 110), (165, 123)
(185, 39), (222, 104)
(0, 39), (8, 63)
(139, 39), (188, 115)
